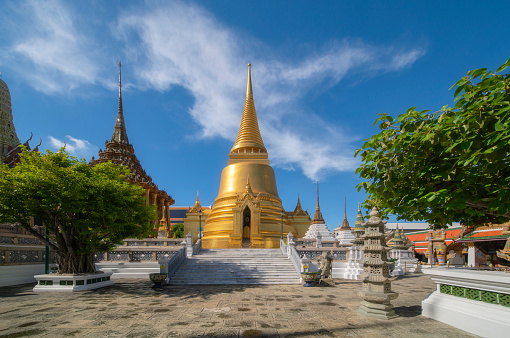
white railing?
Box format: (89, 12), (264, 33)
(193, 238), (202, 255)
(167, 246), (186, 278)
(280, 238), (287, 255)
(286, 233), (301, 275)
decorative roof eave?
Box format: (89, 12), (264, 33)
(456, 233), (510, 242)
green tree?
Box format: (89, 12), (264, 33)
(0, 148), (155, 274)
(356, 58), (510, 228)
(172, 223), (184, 238)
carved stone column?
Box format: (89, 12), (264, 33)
(358, 207), (398, 319)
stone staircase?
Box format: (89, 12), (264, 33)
(168, 249), (301, 285)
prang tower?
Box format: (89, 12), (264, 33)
(202, 64), (299, 248)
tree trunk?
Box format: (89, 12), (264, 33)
(58, 252), (96, 274)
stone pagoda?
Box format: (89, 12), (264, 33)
(352, 204), (365, 247)
(358, 207), (398, 319)
(334, 198), (356, 245)
(303, 182), (337, 242)
(90, 62), (174, 237)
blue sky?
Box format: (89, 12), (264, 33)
(1, 0), (509, 232)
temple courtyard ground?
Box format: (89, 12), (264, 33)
(0, 274), (477, 337)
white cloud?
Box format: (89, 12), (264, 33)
(115, 2), (424, 179)
(1, 0), (103, 94)
(48, 135), (98, 160)
(2, 0), (426, 180)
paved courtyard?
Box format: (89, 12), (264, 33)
(0, 274), (476, 337)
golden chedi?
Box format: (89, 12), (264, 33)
(202, 64), (298, 249)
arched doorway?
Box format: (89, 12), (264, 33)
(242, 207), (251, 248)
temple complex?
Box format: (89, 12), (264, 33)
(201, 64), (307, 248)
(303, 182), (336, 241)
(90, 62), (174, 237)
(334, 198), (356, 245)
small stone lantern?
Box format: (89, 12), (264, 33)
(358, 207), (398, 319)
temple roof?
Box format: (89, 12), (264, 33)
(189, 191), (203, 213)
(354, 204), (364, 233)
(312, 181), (325, 224)
(111, 61), (129, 145)
(230, 64), (267, 154)
(293, 195), (308, 216)
(90, 62), (173, 204)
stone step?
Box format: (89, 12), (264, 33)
(168, 249), (300, 285)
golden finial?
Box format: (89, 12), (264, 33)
(230, 63), (266, 154)
(246, 63), (253, 99)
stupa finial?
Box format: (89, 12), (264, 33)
(246, 64), (253, 98)
(230, 64), (267, 154)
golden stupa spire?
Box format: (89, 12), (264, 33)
(230, 64), (267, 154)
(312, 181), (325, 224)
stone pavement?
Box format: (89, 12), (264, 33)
(0, 274), (477, 337)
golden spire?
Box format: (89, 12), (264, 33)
(244, 177), (254, 195)
(190, 191), (202, 213)
(312, 181), (325, 224)
(293, 194), (307, 216)
(111, 61), (129, 145)
(230, 64), (267, 154)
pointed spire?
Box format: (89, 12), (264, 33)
(312, 181), (325, 224)
(340, 197), (351, 230)
(393, 224), (403, 241)
(244, 177), (254, 195)
(190, 191), (202, 213)
(230, 64), (267, 154)
(293, 194), (307, 216)
(246, 63), (253, 99)
(111, 61), (129, 145)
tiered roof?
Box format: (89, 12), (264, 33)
(90, 62), (173, 203)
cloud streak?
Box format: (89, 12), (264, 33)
(1, 0), (426, 180)
(48, 135), (98, 161)
(1, 0), (104, 94)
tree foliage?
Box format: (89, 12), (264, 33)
(0, 148), (155, 273)
(356, 58), (510, 228)
(172, 223), (184, 238)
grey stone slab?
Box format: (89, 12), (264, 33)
(0, 275), (482, 337)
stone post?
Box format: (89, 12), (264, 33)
(467, 242), (476, 267)
(287, 232), (295, 258)
(358, 207), (398, 319)
(186, 232), (193, 258)
(316, 232), (322, 248)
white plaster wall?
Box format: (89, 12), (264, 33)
(0, 264), (48, 287)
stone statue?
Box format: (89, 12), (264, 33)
(316, 251), (333, 279)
